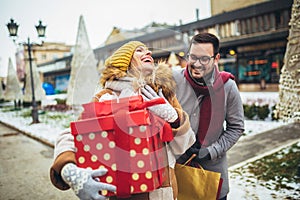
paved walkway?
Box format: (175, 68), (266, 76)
(1, 121), (299, 199)
(0, 122), (76, 200)
(227, 122), (300, 169)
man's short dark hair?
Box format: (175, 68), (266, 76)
(188, 33), (220, 56)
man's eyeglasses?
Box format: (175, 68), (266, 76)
(187, 54), (215, 65)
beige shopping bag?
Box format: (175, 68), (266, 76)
(175, 155), (221, 200)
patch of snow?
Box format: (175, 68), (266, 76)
(242, 120), (287, 138)
(240, 92), (279, 106)
(229, 172), (287, 199)
(0, 108), (76, 146)
(0, 91), (297, 199)
(229, 142), (300, 200)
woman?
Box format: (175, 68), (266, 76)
(50, 41), (195, 200)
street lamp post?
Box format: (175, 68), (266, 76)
(6, 18), (46, 124)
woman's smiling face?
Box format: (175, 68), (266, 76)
(131, 46), (154, 75)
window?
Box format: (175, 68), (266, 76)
(257, 16), (264, 32)
(263, 14), (270, 31)
(215, 24), (220, 37)
(234, 20), (241, 36)
(269, 13), (276, 30)
(238, 49), (285, 84)
(41, 54), (47, 60)
(226, 22), (231, 37)
(251, 17), (258, 33)
(52, 54), (58, 60)
(241, 20), (247, 35)
(282, 10), (290, 28)
(246, 19), (251, 34)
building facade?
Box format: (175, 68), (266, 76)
(177, 0), (292, 91)
(17, 42), (72, 83)
(16, 42), (72, 93)
(210, 0), (268, 15)
(37, 0), (293, 92)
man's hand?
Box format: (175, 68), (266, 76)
(186, 147), (211, 163)
(61, 163), (116, 200)
(141, 85), (178, 123)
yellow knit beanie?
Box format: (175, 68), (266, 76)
(104, 41), (146, 71)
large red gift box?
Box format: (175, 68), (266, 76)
(70, 95), (173, 198)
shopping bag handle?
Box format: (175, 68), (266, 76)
(180, 154), (204, 170)
(183, 154), (197, 166)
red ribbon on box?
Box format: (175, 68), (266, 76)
(70, 95), (174, 197)
(80, 95), (174, 142)
(81, 95), (166, 119)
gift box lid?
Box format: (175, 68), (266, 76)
(71, 109), (151, 135)
(81, 95), (166, 119)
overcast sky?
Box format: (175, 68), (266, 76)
(0, 0), (211, 76)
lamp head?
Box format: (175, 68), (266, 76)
(35, 20), (46, 38)
(6, 18), (19, 37)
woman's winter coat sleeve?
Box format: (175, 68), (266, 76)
(167, 96), (196, 166)
(50, 129), (77, 190)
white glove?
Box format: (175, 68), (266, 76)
(61, 163), (116, 200)
(141, 85), (178, 123)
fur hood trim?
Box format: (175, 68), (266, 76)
(100, 62), (176, 101)
(145, 62), (176, 101)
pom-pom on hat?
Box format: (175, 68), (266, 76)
(104, 41), (146, 72)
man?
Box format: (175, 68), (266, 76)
(173, 33), (245, 199)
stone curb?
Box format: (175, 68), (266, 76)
(0, 120), (54, 148)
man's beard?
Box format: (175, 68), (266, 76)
(188, 63), (215, 86)
(191, 64), (206, 71)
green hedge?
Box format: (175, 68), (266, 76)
(243, 104), (271, 120)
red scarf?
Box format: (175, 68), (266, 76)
(184, 66), (235, 146)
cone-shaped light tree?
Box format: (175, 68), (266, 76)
(276, 0), (300, 122)
(3, 58), (23, 107)
(23, 59), (46, 102)
(66, 15), (99, 106)
(0, 77), (4, 100)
